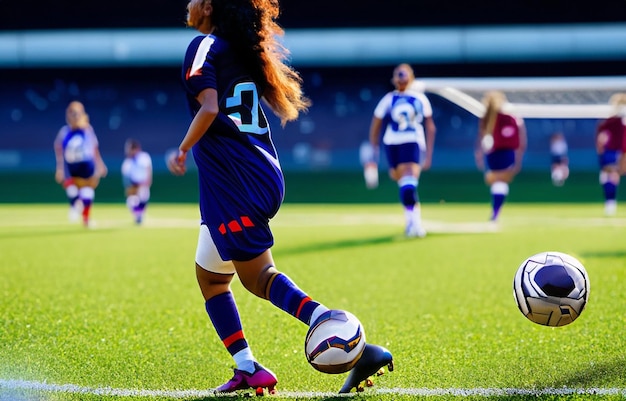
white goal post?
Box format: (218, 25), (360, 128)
(422, 76), (626, 119)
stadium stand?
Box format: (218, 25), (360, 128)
(1, 68), (625, 173)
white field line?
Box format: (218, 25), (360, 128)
(1, 379), (625, 398)
(1, 211), (625, 232)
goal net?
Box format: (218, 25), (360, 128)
(421, 76), (626, 118)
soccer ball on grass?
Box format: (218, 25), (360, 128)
(513, 251), (589, 327)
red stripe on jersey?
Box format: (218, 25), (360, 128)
(218, 223), (226, 235)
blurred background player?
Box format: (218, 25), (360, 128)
(595, 92), (626, 216)
(121, 138), (152, 224)
(167, 0), (393, 394)
(550, 132), (569, 186)
(475, 91), (527, 221)
(367, 63), (436, 237)
(54, 101), (107, 227)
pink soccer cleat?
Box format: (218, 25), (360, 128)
(214, 362), (277, 394)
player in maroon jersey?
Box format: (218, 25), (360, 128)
(595, 93), (626, 216)
(475, 91), (527, 221)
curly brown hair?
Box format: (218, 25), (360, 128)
(210, 0), (310, 125)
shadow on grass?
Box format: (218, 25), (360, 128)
(580, 250), (626, 259)
(482, 357), (626, 400)
(273, 234), (415, 257)
(273, 231), (472, 258)
(548, 357), (626, 388)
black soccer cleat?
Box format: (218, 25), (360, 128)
(338, 343), (394, 393)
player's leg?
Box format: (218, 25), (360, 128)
(485, 150), (515, 221)
(125, 188), (141, 222)
(487, 173), (509, 221)
(235, 251), (394, 393)
(599, 169), (619, 216)
(134, 185), (150, 224)
(62, 178), (81, 222)
(388, 145), (425, 237)
(551, 162), (569, 187)
(78, 185), (95, 227)
(234, 250), (329, 327)
(125, 184), (149, 224)
(71, 164), (99, 227)
(195, 225), (277, 393)
(598, 151), (620, 216)
(396, 162), (424, 237)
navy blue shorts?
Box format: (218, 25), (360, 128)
(384, 143), (420, 169)
(598, 150), (620, 168)
(486, 149), (515, 171)
(194, 136), (284, 262)
(66, 161), (95, 179)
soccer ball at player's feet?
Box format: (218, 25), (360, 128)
(513, 251), (589, 327)
(305, 310), (366, 374)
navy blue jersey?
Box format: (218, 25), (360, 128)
(182, 34), (285, 261)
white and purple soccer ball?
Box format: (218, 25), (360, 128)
(305, 310), (366, 374)
(513, 251), (590, 327)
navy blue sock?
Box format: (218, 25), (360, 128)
(492, 194), (506, 219)
(205, 292), (248, 356)
(603, 182), (617, 201)
(399, 184), (417, 207)
(268, 273), (321, 325)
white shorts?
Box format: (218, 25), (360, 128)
(195, 224), (236, 274)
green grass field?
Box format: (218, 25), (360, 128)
(1, 203), (625, 400)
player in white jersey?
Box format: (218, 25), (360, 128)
(367, 63), (436, 237)
(54, 101), (107, 227)
(121, 138), (152, 224)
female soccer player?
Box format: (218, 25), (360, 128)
(54, 101), (107, 227)
(367, 63), (436, 237)
(121, 138), (152, 224)
(474, 91), (527, 221)
(167, 0), (393, 394)
(595, 93), (626, 216)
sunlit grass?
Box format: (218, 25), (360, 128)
(1, 203), (625, 400)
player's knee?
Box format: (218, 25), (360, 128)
(241, 265), (277, 299)
(195, 264), (232, 300)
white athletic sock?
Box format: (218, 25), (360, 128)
(490, 181), (509, 195)
(233, 348), (256, 374)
